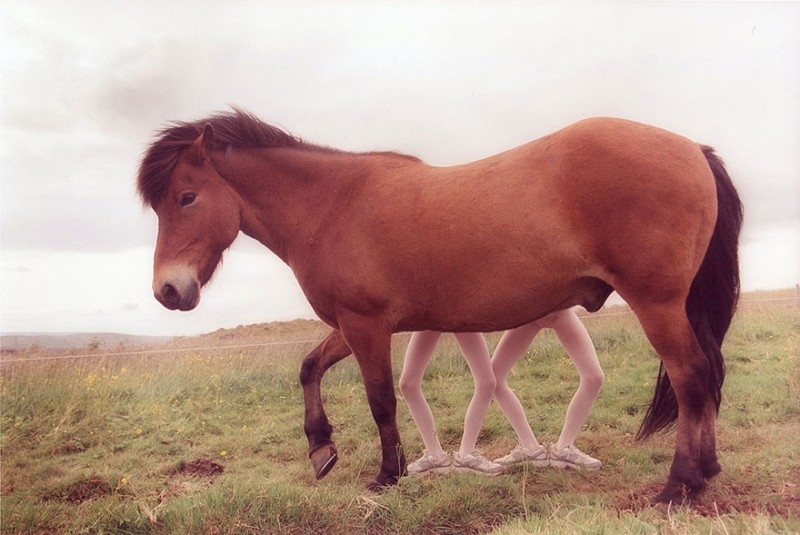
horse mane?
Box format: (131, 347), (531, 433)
(138, 108), (422, 207)
(137, 108), (316, 207)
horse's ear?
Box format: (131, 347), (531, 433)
(186, 123), (216, 165)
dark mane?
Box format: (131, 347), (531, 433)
(137, 108), (306, 207)
(137, 108), (421, 207)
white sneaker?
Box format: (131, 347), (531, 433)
(453, 451), (504, 476)
(548, 444), (602, 470)
(407, 451), (452, 475)
(494, 444), (549, 466)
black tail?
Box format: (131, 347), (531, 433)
(637, 146), (744, 439)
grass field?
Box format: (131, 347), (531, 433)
(1, 290), (798, 534)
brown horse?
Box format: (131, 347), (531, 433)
(137, 109), (742, 503)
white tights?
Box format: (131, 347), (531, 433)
(399, 330), (495, 457)
(399, 308), (604, 457)
(492, 309), (605, 450)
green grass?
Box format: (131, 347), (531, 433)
(1, 293), (798, 534)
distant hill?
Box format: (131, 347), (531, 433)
(0, 319), (330, 353)
(0, 332), (173, 351)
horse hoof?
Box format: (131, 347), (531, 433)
(701, 459), (722, 479)
(366, 479), (390, 493)
(365, 473), (400, 493)
(310, 444), (338, 480)
(654, 483), (700, 506)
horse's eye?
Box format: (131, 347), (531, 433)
(179, 193), (197, 207)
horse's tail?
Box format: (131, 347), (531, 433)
(637, 146), (744, 439)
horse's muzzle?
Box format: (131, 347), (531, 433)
(154, 279), (200, 311)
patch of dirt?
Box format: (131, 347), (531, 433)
(170, 458), (225, 477)
(155, 458), (226, 502)
(45, 476), (113, 504)
(614, 479), (800, 517)
(614, 483), (665, 512)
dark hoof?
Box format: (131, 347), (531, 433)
(365, 480), (383, 493)
(309, 444), (338, 480)
(366, 479), (391, 493)
(654, 482), (702, 506)
(365, 473), (400, 493)
(654, 489), (687, 506)
(701, 459), (722, 479)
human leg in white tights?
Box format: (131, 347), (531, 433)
(453, 332), (496, 456)
(398, 331), (446, 458)
(400, 331), (498, 457)
(544, 310), (605, 449)
(492, 309), (604, 450)
(491, 321), (544, 451)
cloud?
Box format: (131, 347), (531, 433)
(1, 2), (799, 335)
(740, 222), (800, 290)
(0, 243), (314, 336)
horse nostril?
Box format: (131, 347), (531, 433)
(161, 283), (180, 308)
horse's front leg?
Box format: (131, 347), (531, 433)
(340, 322), (406, 491)
(299, 330), (352, 479)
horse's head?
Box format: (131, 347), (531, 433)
(144, 124), (242, 311)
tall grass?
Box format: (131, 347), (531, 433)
(1, 293), (798, 533)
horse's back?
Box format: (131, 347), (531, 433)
(417, 117), (714, 224)
(392, 116), (717, 271)
(304, 117), (718, 332)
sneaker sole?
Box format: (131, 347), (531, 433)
(549, 459), (601, 470)
(495, 458), (549, 467)
(408, 465), (452, 476)
(453, 465), (503, 476)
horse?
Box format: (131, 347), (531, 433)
(137, 109), (742, 503)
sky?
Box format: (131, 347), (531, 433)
(1, 2), (798, 337)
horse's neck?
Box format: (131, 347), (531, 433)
(212, 147), (367, 263)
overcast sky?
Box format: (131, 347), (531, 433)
(1, 2), (798, 337)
